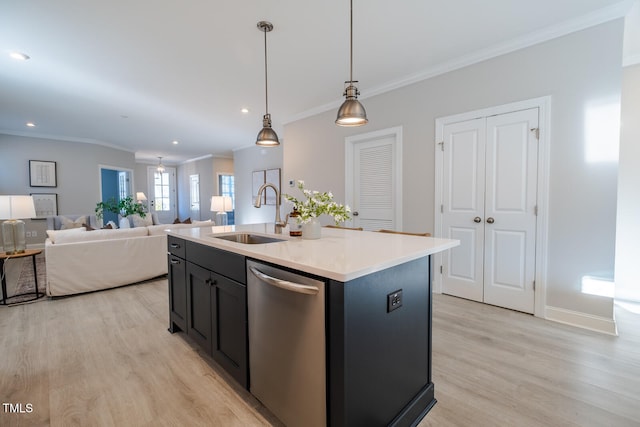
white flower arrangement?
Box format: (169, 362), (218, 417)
(283, 180), (351, 224)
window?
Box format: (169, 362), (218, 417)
(190, 174), (200, 213)
(154, 171), (171, 212)
(118, 171), (129, 199)
(218, 174), (235, 225)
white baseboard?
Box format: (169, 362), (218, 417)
(545, 305), (618, 336)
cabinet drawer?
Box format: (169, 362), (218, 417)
(185, 240), (246, 284)
(168, 236), (186, 258)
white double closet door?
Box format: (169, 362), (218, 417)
(441, 108), (539, 313)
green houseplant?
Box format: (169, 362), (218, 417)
(95, 196), (146, 220)
(283, 180), (351, 239)
(283, 180), (351, 224)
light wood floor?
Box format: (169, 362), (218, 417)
(1, 261), (639, 426)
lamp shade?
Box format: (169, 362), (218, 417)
(335, 97), (368, 126)
(0, 195), (36, 219)
(136, 192), (147, 202)
(256, 123), (280, 146)
(210, 196), (233, 212)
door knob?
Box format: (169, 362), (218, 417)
(486, 217), (495, 224)
(353, 211), (359, 216)
(473, 217), (482, 223)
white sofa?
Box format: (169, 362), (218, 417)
(44, 222), (212, 297)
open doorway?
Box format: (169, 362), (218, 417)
(99, 165), (133, 225)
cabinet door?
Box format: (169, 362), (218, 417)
(186, 262), (213, 354)
(211, 272), (248, 388)
(168, 255), (187, 332)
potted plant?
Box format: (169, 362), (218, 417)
(95, 196), (146, 228)
(283, 180), (351, 239)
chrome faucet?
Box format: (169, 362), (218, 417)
(254, 182), (286, 234)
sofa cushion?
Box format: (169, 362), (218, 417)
(47, 214), (99, 230)
(131, 213), (153, 227)
(60, 215), (87, 230)
(53, 227), (148, 244)
(46, 227), (87, 243)
(147, 224), (171, 236)
(146, 222), (210, 236)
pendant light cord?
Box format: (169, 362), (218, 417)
(349, 0), (353, 84)
(263, 27), (269, 115)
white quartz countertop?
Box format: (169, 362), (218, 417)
(167, 223), (459, 282)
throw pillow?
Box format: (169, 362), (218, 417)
(60, 216), (87, 230)
(83, 223), (95, 231)
(130, 213), (152, 227)
(46, 227), (87, 244)
(183, 217), (191, 224)
(173, 218), (181, 224)
(102, 223), (113, 229)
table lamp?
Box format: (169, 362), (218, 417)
(0, 195), (36, 254)
(136, 192), (148, 211)
(211, 196), (233, 226)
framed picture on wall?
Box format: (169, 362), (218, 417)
(265, 168), (281, 205)
(29, 160), (57, 187)
(30, 193), (58, 218)
(252, 170), (266, 205)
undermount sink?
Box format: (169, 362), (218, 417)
(211, 233), (286, 245)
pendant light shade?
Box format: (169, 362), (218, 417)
(157, 156), (165, 173)
(256, 21), (280, 146)
(336, 0), (368, 127)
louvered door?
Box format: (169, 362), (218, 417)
(352, 136), (397, 231)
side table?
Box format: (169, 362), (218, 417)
(0, 249), (45, 305)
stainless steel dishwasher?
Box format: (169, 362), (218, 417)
(247, 259), (326, 427)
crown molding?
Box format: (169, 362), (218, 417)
(284, 0), (633, 125)
(0, 129), (135, 153)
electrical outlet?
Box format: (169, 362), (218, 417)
(32, 230), (37, 237)
(289, 179), (295, 187)
(387, 289), (403, 313)
(26, 231), (32, 238)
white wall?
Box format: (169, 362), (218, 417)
(175, 156), (233, 221)
(0, 134), (135, 245)
(284, 20), (624, 321)
(615, 63), (640, 302)
(233, 144), (283, 225)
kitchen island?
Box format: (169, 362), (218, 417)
(167, 224), (458, 427)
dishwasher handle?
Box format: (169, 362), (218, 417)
(249, 266), (319, 295)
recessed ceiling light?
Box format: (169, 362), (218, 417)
(241, 108), (249, 114)
(172, 140), (179, 145)
(26, 122), (36, 127)
(9, 52), (30, 61)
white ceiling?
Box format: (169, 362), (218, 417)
(0, 0), (632, 164)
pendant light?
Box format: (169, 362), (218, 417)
(256, 21), (280, 146)
(336, 0), (368, 127)
(156, 156), (165, 173)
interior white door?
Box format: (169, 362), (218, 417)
(441, 108), (539, 313)
(348, 134), (399, 231)
(441, 118), (486, 302)
(483, 109), (538, 313)
(147, 166), (177, 224)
